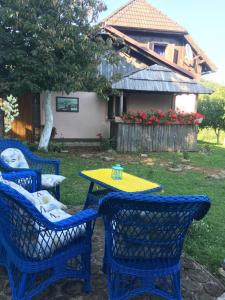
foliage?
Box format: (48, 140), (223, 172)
(0, 0), (114, 99)
(182, 151), (190, 160)
(198, 99), (225, 144)
(198, 143), (212, 155)
(96, 133), (116, 150)
(1, 95), (19, 132)
(199, 80), (225, 101)
(122, 110), (204, 125)
(48, 141), (66, 153)
(170, 152), (181, 168)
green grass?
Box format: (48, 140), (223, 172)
(43, 142), (225, 275)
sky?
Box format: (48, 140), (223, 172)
(99, 0), (225, 84)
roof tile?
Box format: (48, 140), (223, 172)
(112, 64), (213, 94)
(103, 0), (187, 33)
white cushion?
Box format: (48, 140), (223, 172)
(0, 176), (83, 258)
(41, 174), (66, 188)
(0, 178), (67, 212)
(35, 209), (86, 258)
(0, 176), (36, 205)
(41, 208), (72, 222)
(1, 148), (29, 169)
(32, 190), (67, 211)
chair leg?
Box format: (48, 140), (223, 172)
(8, 267), (28, 300)
(82, 252), (92, 293)
(55, 185), (60, 200)
(172, 272), (182, 300)
(84, 278), (91, 293)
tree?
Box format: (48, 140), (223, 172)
(199, 80), (225, 144)
(1, 95), (19, 133)
(198, 98), (225, 144)
(0, 0), (111, 150)
(199, 80), (225, 101)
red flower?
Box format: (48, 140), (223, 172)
(140, 112), (147, 120)
(171, 114), (177, 120)
(149, 115), (156, 121)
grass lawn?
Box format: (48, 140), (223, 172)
(43, 142), (225, 275)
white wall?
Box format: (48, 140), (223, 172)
(175, 94), (197, 113)
(126, 93), (174, 111)
(40, 92), (110, 139)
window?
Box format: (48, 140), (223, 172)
(153, 43), (167, 56)
(173, 49), (179, 64)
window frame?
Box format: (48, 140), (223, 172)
(153, 43), (167, 56)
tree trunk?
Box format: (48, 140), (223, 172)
(38, 92), (53, 151)
(0, 109), (4, 138)
(215, 128), (220, 145)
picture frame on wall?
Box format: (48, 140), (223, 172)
(56, 96), (79, 112)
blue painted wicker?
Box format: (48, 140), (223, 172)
(0, 139), (60, 199)
(0, 181), (98, 300)
(1, 170), (39, 193)
(99, 192), (211, 300)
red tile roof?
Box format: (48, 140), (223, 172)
(103, 0), (187, 33)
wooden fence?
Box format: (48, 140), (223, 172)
(111, 122), (198, 152)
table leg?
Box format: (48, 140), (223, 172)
(84, 182), (95, 209)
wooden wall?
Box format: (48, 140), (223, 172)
(11, 93), (40, 141)
(120, 29), (202, 77)
(112, 122), (198, 152)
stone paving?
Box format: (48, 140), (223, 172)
(0, 205), (224, 300)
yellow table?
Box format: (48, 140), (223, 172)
(80, 168), (162, 208)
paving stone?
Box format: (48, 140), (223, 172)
(182, 256), (201, 271)
(204, 281), (225, 297)
(181, 276), (202, 292)
(189, 269), (211, 283)
(34, 284), (59, 300)
(102, 156), (114, 162)
(80, 154), (93, 159)
(195, 293), (217, 300)
(140, 154), (148, 158)
(62, 280), (84, 296)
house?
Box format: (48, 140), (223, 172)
(11, 0), (214, 143)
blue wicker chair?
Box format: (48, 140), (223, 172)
(0, 174), (98, 300)
(1, 170), (39, 193)
(99, 192), (211, 300)
(0, 139), (60, 199)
